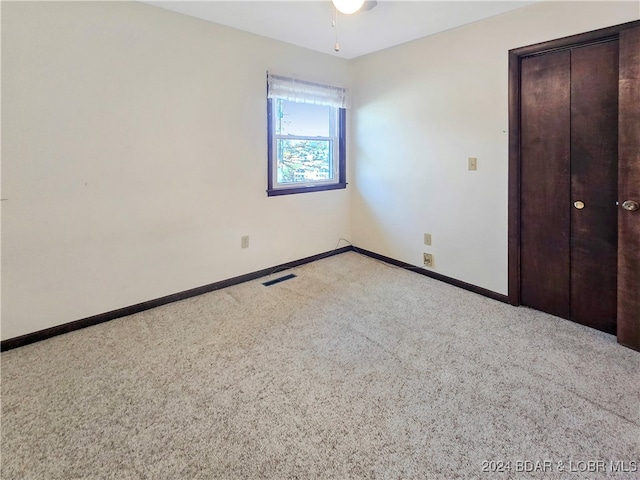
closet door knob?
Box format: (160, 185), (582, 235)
(622, 200), (639, 212)
(573, 201), (585, 210)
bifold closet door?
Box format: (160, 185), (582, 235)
(520, 42), (619, 334)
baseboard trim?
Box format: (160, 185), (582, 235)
(0, 246), (354, 352)
(1, 245), (508, 351)
(354, 247), (510, 304)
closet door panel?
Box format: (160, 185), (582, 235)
(617, 26), (640, 350)
(570, 41), (619, 334)
(520, 51), (571, 319)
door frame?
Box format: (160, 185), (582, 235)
(507, 20), (640, 348)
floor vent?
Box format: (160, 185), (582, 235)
(262, 274), (297, 286)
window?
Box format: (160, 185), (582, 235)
(267, 74), (348, 196)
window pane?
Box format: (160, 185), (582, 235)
(277, 139), (333, 184)
(275, 99), (331, 137)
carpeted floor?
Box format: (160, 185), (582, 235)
(1, 252), (639, 479)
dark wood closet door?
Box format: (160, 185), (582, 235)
(520, 42), (619, 333)
(617, 26), (640, 350)
(570, 41), (619, 334)
(520, 50), (571, 319)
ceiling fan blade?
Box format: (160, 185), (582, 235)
(362, 1), (378, 11)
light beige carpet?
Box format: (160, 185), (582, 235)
(1, 252), (639, 479)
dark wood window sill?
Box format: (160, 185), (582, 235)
(267, 183), (347, 197)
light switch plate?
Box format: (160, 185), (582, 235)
(468, 157), (477, 171)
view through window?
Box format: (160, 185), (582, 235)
(274, 99), (336, 184)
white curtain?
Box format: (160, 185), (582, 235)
(267, 74), (350, 109)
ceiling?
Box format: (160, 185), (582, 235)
(142, 1), (538, 59)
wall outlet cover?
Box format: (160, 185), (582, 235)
(423, 253), (434, 268)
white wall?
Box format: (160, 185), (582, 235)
(350, 1), (639, 295)
(1, 1), (350, 340)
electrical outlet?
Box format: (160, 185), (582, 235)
(424, 233), (432, 246)
(423, 253), (434, 268)
(468, 157), (477, 171)
(241, 236), (249, 249)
